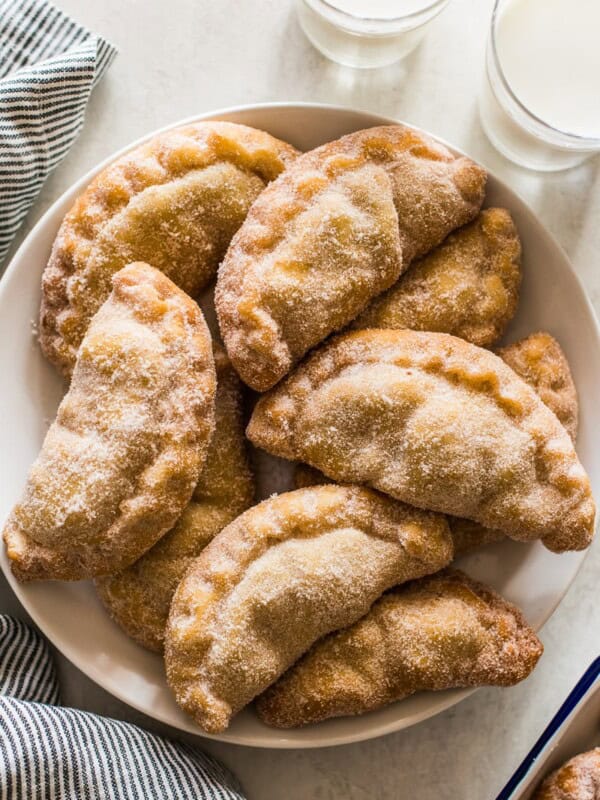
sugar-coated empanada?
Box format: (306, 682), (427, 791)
(95, 347), (253, 651)
(165, 485), (453, 732)
(216, 125), (486, 391)
(451, 332), (579, 554)
(533, 748), (600, 800)
(498, 332), (578, 442)
(40, 122), (298, 377)
(248, 330), (595, 553)
(256, 569), (543, 727)
(353, 208), (521, 347)
(4, 263), (216, 582)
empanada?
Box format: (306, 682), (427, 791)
(256, 569), (543, 727)
(248, 330), (595, 553)
(4, 263), (216, 582)
(534, 748), (600, 800)
(216, 125), (486, 391)
(40, 122), (298, 377)
(498, 331), (578, 442)
(353, 208), (521, 347)
(165, 485), (453, 732)
(96, 346), (253, 651)
(452, 331), (580, 555)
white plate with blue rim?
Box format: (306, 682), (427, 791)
(497, 656), (600, 799)
(0, 103), (599, 747)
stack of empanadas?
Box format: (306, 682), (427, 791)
(3, 120), (595, 735)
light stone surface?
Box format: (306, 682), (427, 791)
(1, 0), (600, 798)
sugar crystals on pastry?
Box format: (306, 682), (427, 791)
(96, 346), (253, 652)
(216, 125), (486, 391)
(248, 329), (595, 553)
(533, 748), (600, 800)
(4, 263), (216, 581)
(353, 207), (522, 347)
(165, 485), (453, 732)
(40, 121), (299, 377)
(256, 569), (543, 727)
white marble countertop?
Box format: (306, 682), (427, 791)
(2, 0), (600, 798)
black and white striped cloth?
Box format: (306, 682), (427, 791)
(0, 616), (246, 799)
(0, 0), (117, 265)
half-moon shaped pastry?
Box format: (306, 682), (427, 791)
(40, 121), (299, 377)
(165, 485), (453, 732)
(216, 125), (486, 391)
(452, 331), (580, 555)
(498, 331), (578, 442)
(96, 346), (253, 652)
(248, 330), (595, 553)
(353, 207), (521, 347)
(4, 263), (216, 582)
(256, 569), (543, 727)
(534, 748), (600, 800)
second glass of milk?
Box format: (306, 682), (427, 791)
(296, 0), (451, 69)
(480, 0), (600, 171)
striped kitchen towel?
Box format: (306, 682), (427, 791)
(0, 616), (246, 799)
(0, 0), (117, 266)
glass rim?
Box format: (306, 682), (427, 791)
(489, 0), (600, 146)
(309, 0), (449, 25)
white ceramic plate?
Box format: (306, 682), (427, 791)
(1, 103), (599, 749)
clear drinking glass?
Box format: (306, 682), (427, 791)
(295, 0), (451, 69)
(479, 0), (600, 171)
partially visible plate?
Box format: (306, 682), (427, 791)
(0, 103), (598, 748)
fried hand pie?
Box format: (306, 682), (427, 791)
(216, 125), (486, 391)
(96, 347), (253, 651)
(165, 485), (452, 732)
(353, 208), (521, 347)
(4, 263), (216, 581)
(40, 122), (298, 377)
(248, 329), (595, 553)
(256, 569), (543, 727)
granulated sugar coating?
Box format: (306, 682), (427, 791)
(96, 345), (254, 652)
(256, 569), (543, 728)
(498, 331), (579, 442)
(216, 125), (486, 391)
(164, 485), (453, 733)
(40, 121), (299, 377)
(353, 207), (522, 347)
(533, 748), (600, 800)
(3, 263), (216, 581)
(248, 329), (595, 553)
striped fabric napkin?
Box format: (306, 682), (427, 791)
(0, 616), (246, 798)
(0, 0), (117, 265)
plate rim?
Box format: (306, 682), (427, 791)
(1, 101), (598, 749)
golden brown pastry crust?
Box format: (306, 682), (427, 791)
(498, 332), (578, 442)
(4, 263), (216, 581)
(353, 208), (521, 347)
(216, 125), (486, 391)
(165, 485), (453, 733)
(248, 329), (595, 553)
(40, 121), (298, 377)
(95, 346), (253, 652)
(534, 749), (600, 800)
(256, 569), (543, 728)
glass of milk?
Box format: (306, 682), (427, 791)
(296, 0), (451, 69)
(480, 0), (600, 171)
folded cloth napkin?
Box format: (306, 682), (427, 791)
(0, 0), (117, 265)
(0, 616), (246, 799)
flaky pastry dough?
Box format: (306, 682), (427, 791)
(4, 263), (216, 581)
(249, 329), (594, 553)
(165, 485), (452, 732)
(216, 125), (486, 390)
